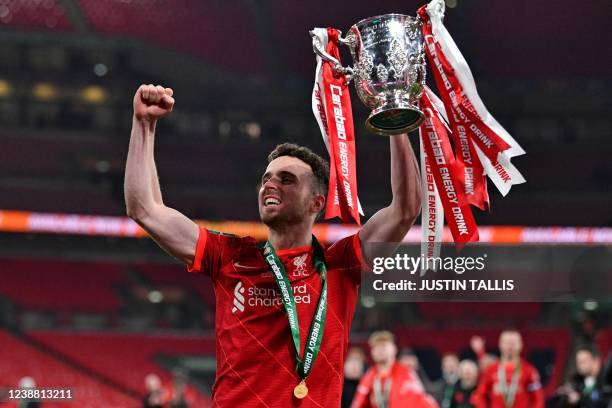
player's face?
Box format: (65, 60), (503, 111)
(459, 361), (479, 384)
(499, 332), (522, 359)
(399, 355), (419, 371)
(258, 156), (322, 227)
(442, 354), (459, 376)
(370, 341), (397, 364)
(576, 351), (596, 376)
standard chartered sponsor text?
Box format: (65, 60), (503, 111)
(247, 284), (311, 307)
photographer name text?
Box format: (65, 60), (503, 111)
(372, 279), (515, 292)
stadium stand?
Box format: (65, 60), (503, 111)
(416, 302), (542, 324)
(0, 258), (126, 312)
(134, 263), (215, 306)
(0, 330), (139, 407)
(28, 330), (215, 405)
(0, 0), (72, 31)
(597, 328), (612, 360)
(75, 0), (265, 72)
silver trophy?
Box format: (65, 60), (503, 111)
(311, 14), (426, 135)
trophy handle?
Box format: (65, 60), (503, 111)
(310, 30), (354, 83)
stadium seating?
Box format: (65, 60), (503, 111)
(0, 0), (72, 31)
(0, 330), (138, 407)
(596, 328), (612, 360)
(29, 330), (215, 405)
(468, 1), (609, 76)
(0, 258), (126, 312)
(75, 0), (264, 72)
(135, 263), (215, 306)
(1, 128), (607, 224)
(416, 302), (542, 324)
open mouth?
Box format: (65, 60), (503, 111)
(264, 197), (281, 207)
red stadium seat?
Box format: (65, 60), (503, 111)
(75, 0), (265, 73)
(0, 330), (138, 407)
(29, 330), (215, 405)
(0, 258), (126, 312)
(0, 0), (71, 31)
(135, 262), (215, 306)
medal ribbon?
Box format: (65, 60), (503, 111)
(373, 376), (392, 408)
(261, 236), (327, 382)
(498, 362), (521, 407)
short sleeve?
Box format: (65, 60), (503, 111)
(187, 227), (239, 280)
(526, 365), (542, 391)
(325, 232), (367, 284)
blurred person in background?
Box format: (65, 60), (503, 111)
(399, 348), (430, 391)
(351, 331), (437, 408)
(431, 353), (460, 408)
(605, 354), (612, 402)
(167, 370), (196, 408)
(449, 360), (479, 408)
(143, 373), (165, 408)
(343, 347), (368, 408)
(472, 330), (543, 408)
(554, 346), (610, 408)
(471, 335), (498, 372)
(124, 84), (421, 407)
(17, 377), (40, 408)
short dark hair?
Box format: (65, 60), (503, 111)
(576, 346), (600, 358)
(267, 143), (329, 195)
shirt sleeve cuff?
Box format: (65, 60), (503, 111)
(353, 232), (372, 273)
(187, 226), (207, 273)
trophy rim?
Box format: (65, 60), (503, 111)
(352, 13), (420, 30)
(365, 104), (425, 136)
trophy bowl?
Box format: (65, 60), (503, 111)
(312, 14), (426, 136)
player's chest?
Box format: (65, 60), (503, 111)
(219, 250), (324, 315)
(226, 247), (315, 279)
(492, 373), (527, 395)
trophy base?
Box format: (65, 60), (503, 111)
(365, 103), (425, 136)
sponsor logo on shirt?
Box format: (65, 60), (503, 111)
(230, 280), (312, 314)
(232, 281), (245, 313)
(233, 261), (260, 270)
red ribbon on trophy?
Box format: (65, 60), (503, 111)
(311, 27), (363, 226)
(420, 89), (479, 249)
(417, 0), (525, 255)
(310, 0), (526, 253)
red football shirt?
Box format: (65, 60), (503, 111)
(188, 227), (364, 407)
(351, 362), (437, 408)
(471, 360), (544, 408)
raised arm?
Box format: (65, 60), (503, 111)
(358, 134), (422, 263)
(124, 84), (199, 265)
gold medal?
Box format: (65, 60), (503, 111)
(293, 380), (308, 399)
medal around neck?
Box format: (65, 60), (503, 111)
(260, 238), (327, 400)
(293, 380), (308, 399)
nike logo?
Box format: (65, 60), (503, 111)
(233, 262), (260, 270)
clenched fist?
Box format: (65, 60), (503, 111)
(133, 84), (175, 122)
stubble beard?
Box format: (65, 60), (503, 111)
(260, 197), (312, 229)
